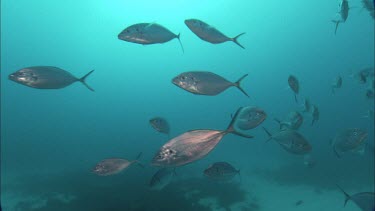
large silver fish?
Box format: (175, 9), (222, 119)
(118, 23), (184, 52)
(151, 108), (253, 167)
(204, 162), (240, 181)
(149, 168), (176, 190)
(263, 127), (312, 155)
(332, 0), (349, 34)
(92, 153), (142, 176)
(337, 185), (375, 211)
(234, 106), (267, 130)
(150, 117), (170, 135)
(8, 66), (94, 91)
(332, 128), (368, 158)
(184, 19), (245, 49)
(172, 71), (249, 97)
(274, 111), (303, 130)
(288, 75), (299, 102)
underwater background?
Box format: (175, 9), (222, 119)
(1, 0), (374, 210)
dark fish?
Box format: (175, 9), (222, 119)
(118, 23), (184, 52)
(172, 71), (249, 97)
(288, 75), (299, 102)
(337, 185), (375, 211)
(295, 200), (304, 206)
(92, 153), (142, 176)
(353, 67), (374, 84)
(331, 76), (343, 94)
(149, 168), (176, 190)
(235, 106), (267, 130)
(150, 117), (170, 135)
(184, 19), (245, 49)
(362, 0), (375, 19)
(151, 107), (253, 167)
(332, 128), (368, 158)
(8, 66), (94, 91)
(263, 127), (312, 155)
(311, 105), (319, 126)
(366, 89), (374, 99)
(332, 0), (349, 34)
(274, 111), (303, 130)
(204, 162), (240, 181)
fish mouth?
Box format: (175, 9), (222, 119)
(8, 74), (16, 81)
(171, 77), (180, 86)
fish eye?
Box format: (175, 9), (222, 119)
(181, 76), (186, 80)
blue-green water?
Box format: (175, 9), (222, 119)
(1, 0), (374, 210)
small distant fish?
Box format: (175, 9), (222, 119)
(92, 153), (142, 176)
(336, 185), (375, 211)
(263, 127), (312, 155)
(274, 111), (303, 130)
(331, 128), (368, 158)
(172, 71), (249, 97)
(288, 75), (299, 102)
(149, 168), (176, 190)
(301, 98), (311, 113)
(184, 19), (245, 49)
(295, 200), (304, 206)
(362, 0), (375, 19)
(331, 76), (343, 94)
(235, 106), (267, 130)
(311, 105), (319, 126)
(204, 162), (240, 181)
(366, 89), (374, 99)
(150, 117), (170, 135)
(152, 107), (253, 167)
(8, 66), (94, 91)
(352, 67), (374, 84)
(332, 0), (349, 34)
(118, 23), (184, 53)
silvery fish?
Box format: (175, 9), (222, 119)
(234, 106), (267, 130)
(311, 105), (319, 126)
(263, 127), (312, 155)
(172, 71), (249, 97)
(288, 75), (299, 102)
(337, 185), (375, 211)
(331, 76), (343, 94)
(151, 107), (253, 167)
(184, 19), (245, 49)
(118, 23), (184, 52)
(8, 66), (94, 91)
(332, 0), (349, 34)
(150, 117), (170, 135)
(331, 128), (368, 158)
(204, 162), (240, 181)
(149, 168), (176, 190)
(362, 0), (375, 19)
(92, 153), (142, 176)
(274, 111), (303, 130)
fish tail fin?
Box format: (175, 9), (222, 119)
(79, 70), (95, 91)
(336, 184), (351, 206)
(294, 94), (298, 103)
(135, 152), (143, 160)
(233, 74), (249, 97)
(134, 152), (145, 168)
(176, 33), (184, 54)
(332, 20), (340, 35)
(333, 147), (341, 158)
(232, 32), (246, 49)
(262, 127), (273, 142)
(226, 107), (254, 138)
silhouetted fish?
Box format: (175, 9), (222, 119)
(235, 106), (267, 130)
(184, 19), (245, 49)
(118, 23), (184, 52)
(331, 76), (343, 94)
(288, 75), (299, 102)
(172, 71), (249, 97)
(92, 153), (142, 176)
(337, 185), (375, 211)
(332, 0), (349, 34)
(149, 168), (176, 190)
(362, 0), (375, 19)
(311, 105), (319, 126)
(274, 111), (303, 130)
(332, 128), (368, 158)
(150, 117), (170, 135)
(204, 162), (240, 181)
(263, 127), (312, 155)
(301, 98), (311, 113)
(8, 66), (94, 91)
(151, 107), (253, 167)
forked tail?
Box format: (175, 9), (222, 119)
(79, 70), (95, 91)
(176, 33), (184, 54)
(225, 107), (254, 138)
(233, 74), (249, 97)
(231, 32), (246, 49)
(336, 184), (351, 206)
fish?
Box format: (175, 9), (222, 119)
(204, 162), (240, 181)
(151, 107), (253, 167)
(362, 0), (375, 19)
(172, 71), (249, 97)
(366, 89), (374, 99)
(92, 152), (142, 176)
(337, 185), (375, 211)
(311, 105), (319, 126)
(118, 23), (184, 53)
(184, 19), (245, 49)
(295, 200), (304, 206)
(331, 128), (368, 158)
(263, 127), (312, 155)
(149, 168), (176, 190)
(331, 76), (343, 94)
(150, 117), (170, 135)
(8, 66), (94, 91)
(234, 106), (267, 130)
(288, 75), (299, 102)
(352, 67), (374, 84)
(301, 98), (311, 113)
(274, 111), (303, 130)
(332, 0), (349, 34)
